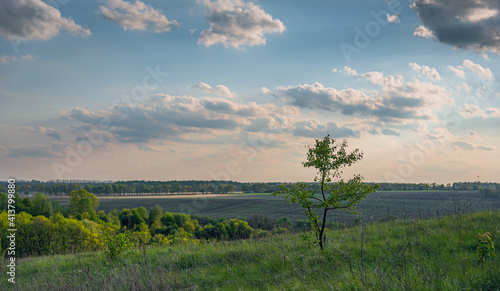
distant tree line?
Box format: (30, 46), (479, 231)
(0, 180), (284, 196)
(1, 180), (498, 197)
(377, 182), (500, 191)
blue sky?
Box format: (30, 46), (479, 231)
(1, 0), (499, 184)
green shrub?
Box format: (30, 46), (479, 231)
(246, 214), (276, 230)
(272, 227), (290, 235)
(252, 228), (270, 238)
(101, 226), (133, 261)
(476, 232), (495, 263)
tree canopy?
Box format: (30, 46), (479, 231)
(69, 189), (100, 219)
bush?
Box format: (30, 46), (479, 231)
(476, 232), (496, 263)
(101, 226), (133, 261)
(191, 215), (217, 227)
(195, 219), (253, 240)
(52, 216), (100, 254)
(277, 217), (292, 229)
(119, 208), (145, 230)
(246, 214), (276, 230)
(272, 227), (290, 235)
(252, 228), (270, 238)
(226, 219), (253, 240)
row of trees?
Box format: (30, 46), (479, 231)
(377, 182), (500, 191)
(3, 182), (243, 196)
(4, 180), (496, 197)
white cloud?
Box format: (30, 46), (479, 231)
(457, 7), (498, 23)
(3, 143), (65, 158)
(461, 83), (471, 92)
(277, 85), (447, 124)
(452, 140), (494, 151)
(198, 0), (285, 48)
(0, 0), (90, 41)
(413, 25), (436, 39)
(387, 14), (400, 23)
(447, 60), (494, 83)
(462, 59), (494, 80)
(370, 127), (400, 136)
(0, 54), (34, 65)
(459, 103), (500, 118)
(459, 104), (482, 117)
(277, 68), (452, 124)
(360, 71), (390, 86)
(62, 93), (366, 145)
(65, 95), (294, 143)
(292, 119), (360, 139)
(100, 0), (179, 33)
(422, 127), (495, 151)
(484, 108), (500, 117)
(468, 130), (482, 141)
(409, 62), (441, 81)
(476, 145), (495, 151)
(21, 126), (61, 140)
(191, 82), (236, 98)
(261, 87), (272, 94)
(448, 65), (465, 79)
(333, 66), (358, 76)
(452, 141), (475, 151)
(359, 71), (451, 108)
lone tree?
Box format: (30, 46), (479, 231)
(273, 135), (378, 250)
(69, 189), (100, 220)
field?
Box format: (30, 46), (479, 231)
(50, 190), (500, 225)
(2, 211), (499, 290)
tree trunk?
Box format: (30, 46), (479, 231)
(318, 208), (328, 250)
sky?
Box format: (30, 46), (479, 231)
(0, 0), (499, 184)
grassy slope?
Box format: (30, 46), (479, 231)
(2, 211), (499, 290)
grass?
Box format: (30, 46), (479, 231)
(2, 211), (499, 290)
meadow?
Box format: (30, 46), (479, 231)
(51, 190), (500, 225)
(1, 210), (498, 290)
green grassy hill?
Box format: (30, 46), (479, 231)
(2, 211), (499, 290)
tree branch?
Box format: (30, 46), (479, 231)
(310, 196), (323, 203)
(326, 203), (355, 211)
(305, 204), (320, 233)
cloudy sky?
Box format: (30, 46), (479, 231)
(1, 0), (499, 184)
